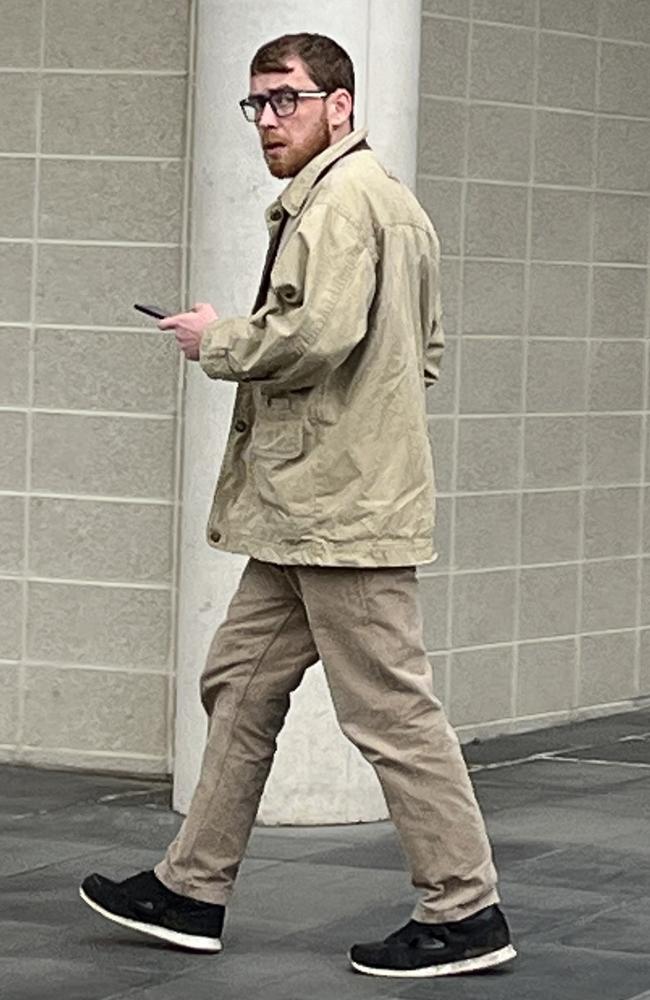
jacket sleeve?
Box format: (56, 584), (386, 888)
(199, 203), (376, 390)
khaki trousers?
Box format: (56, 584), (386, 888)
(154, 558), (500, 923)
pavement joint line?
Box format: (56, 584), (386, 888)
(542, 755), (650, 770)
(469, 746), (595, 772)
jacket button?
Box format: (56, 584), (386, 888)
(234, 419), (248, 432)
(270, 208), (283, 222)
(210, 529), (221, 542)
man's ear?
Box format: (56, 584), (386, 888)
(328, 87), (354, 127)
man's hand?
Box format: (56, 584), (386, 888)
(159, 302), (218, 361)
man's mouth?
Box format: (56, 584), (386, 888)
(264, 142), (285, 152)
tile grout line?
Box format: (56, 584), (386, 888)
(164, 0), (199, 777)
(441, 0), (474, 710)
(574, 22), (603, 709)
(17, 0), (48, 751)
(421, 13), (650, 50)
(419, 91), (650, 123)
(512, 0), (541, 720)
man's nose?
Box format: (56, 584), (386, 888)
(258, 100), (279, 127)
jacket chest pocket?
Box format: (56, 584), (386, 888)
(251, 417), (304, 460)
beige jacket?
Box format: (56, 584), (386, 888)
(199, 126), (444, 567)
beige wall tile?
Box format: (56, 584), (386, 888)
(0, 495), (25, 574)
(531, 189), (592, 262)
(599, 43), (650, 119)
(0, 0), (42, 66)
(23, 666), (167, 755)
(421, 16), (469, 97)
(452, 569), (517, 646)
(580, 631), (637, 705)
(526, 341), (588, 413)
(465, 183), (528, 258)
(0, 74), (38, 153)
(0, 412), (27, 490)
(529, 264), (589, 338)
(0, 328), (30, 406)
(0, 664), (19, 743)
(537, 33), (597, 111)
(539, 0), (598, 35)
(534, 111), (595, 188)
(29, 497), (173, 584)
(457, 417), (522, 491)
(35, 244), (181, 327)
(432, 495), (452, 571)
(41, 74), (187, 156)
(454, 493), (519, 570)
(467, 104), (532, 182)
(600, 0), (650, 44)
(459, 338), (524, 413)
(26, 581), (171, 668)
(418, 98), (467, 177)
(521, 490), (581, 565)
(39, 160), (184, 243)
(0, 243), (33, 322)
(427, 417), (454, 493)
(418, 573), (450, 652)
(33, 329), (179, 414)
(517, 638), (577, 716)
(588, 341), (645, 412)
(642, 558), (650, 628)
(424, 0), (469, 13)
(594, 194), (649, 265)
(0, 159), (35, 238)
(584, 487), (641, 559)
(582, 559), (639, 632)
(524, 416), (585, 488)
(44, 0), (189, 70)
(31, 413), (175, 499)
(596, 119), (650, 194)
(440, 259), (460, 334)
(519, 565), (579, 640)
(585, 415), (643, 485)
(472, 0), (536, 24)
(591, 267), (647, 339)
(418, 179), (462, 256)
(640, 629), (650, 696)
(470, 24), (535, 104)
(0, 579), (23, 659)
(463, 262), (525, 336)
(450, 645), (514, 725)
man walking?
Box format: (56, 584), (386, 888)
(80, 32), (516, 979)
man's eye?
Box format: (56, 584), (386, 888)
(274, 93), (295, 110)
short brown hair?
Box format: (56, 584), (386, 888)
(250, 33), (355, 129)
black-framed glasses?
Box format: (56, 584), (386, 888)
(239, 87), (330, 123)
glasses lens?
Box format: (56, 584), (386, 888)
(271, 90), (297, 117)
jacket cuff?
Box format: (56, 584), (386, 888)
(199, 318), (243, 380)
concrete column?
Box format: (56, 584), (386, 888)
(174, 0), (423, 823)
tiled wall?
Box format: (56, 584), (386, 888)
(0, 0), (192, 773)
(417, 0), (650, 737)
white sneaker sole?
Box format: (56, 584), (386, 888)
(79, 886), (223, 953)
(349, 942), (517, 978)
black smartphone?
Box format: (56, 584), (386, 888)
(134, 303), (170, 320)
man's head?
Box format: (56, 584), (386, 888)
(242, 33), (355, 179)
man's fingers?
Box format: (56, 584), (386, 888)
(159, 311), (193, 330)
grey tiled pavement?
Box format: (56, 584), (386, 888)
(2, 710), (650, 1000)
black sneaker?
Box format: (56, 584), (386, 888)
(79, 869), (224, 953)
(349, 903), (516, 978)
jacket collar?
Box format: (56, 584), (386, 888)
(265, 127), (370, 224)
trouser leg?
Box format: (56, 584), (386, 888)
(288, 563), (500, 924)
(154, 558), (319, 904)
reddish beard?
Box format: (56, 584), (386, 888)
(265, 112), (331, 178)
